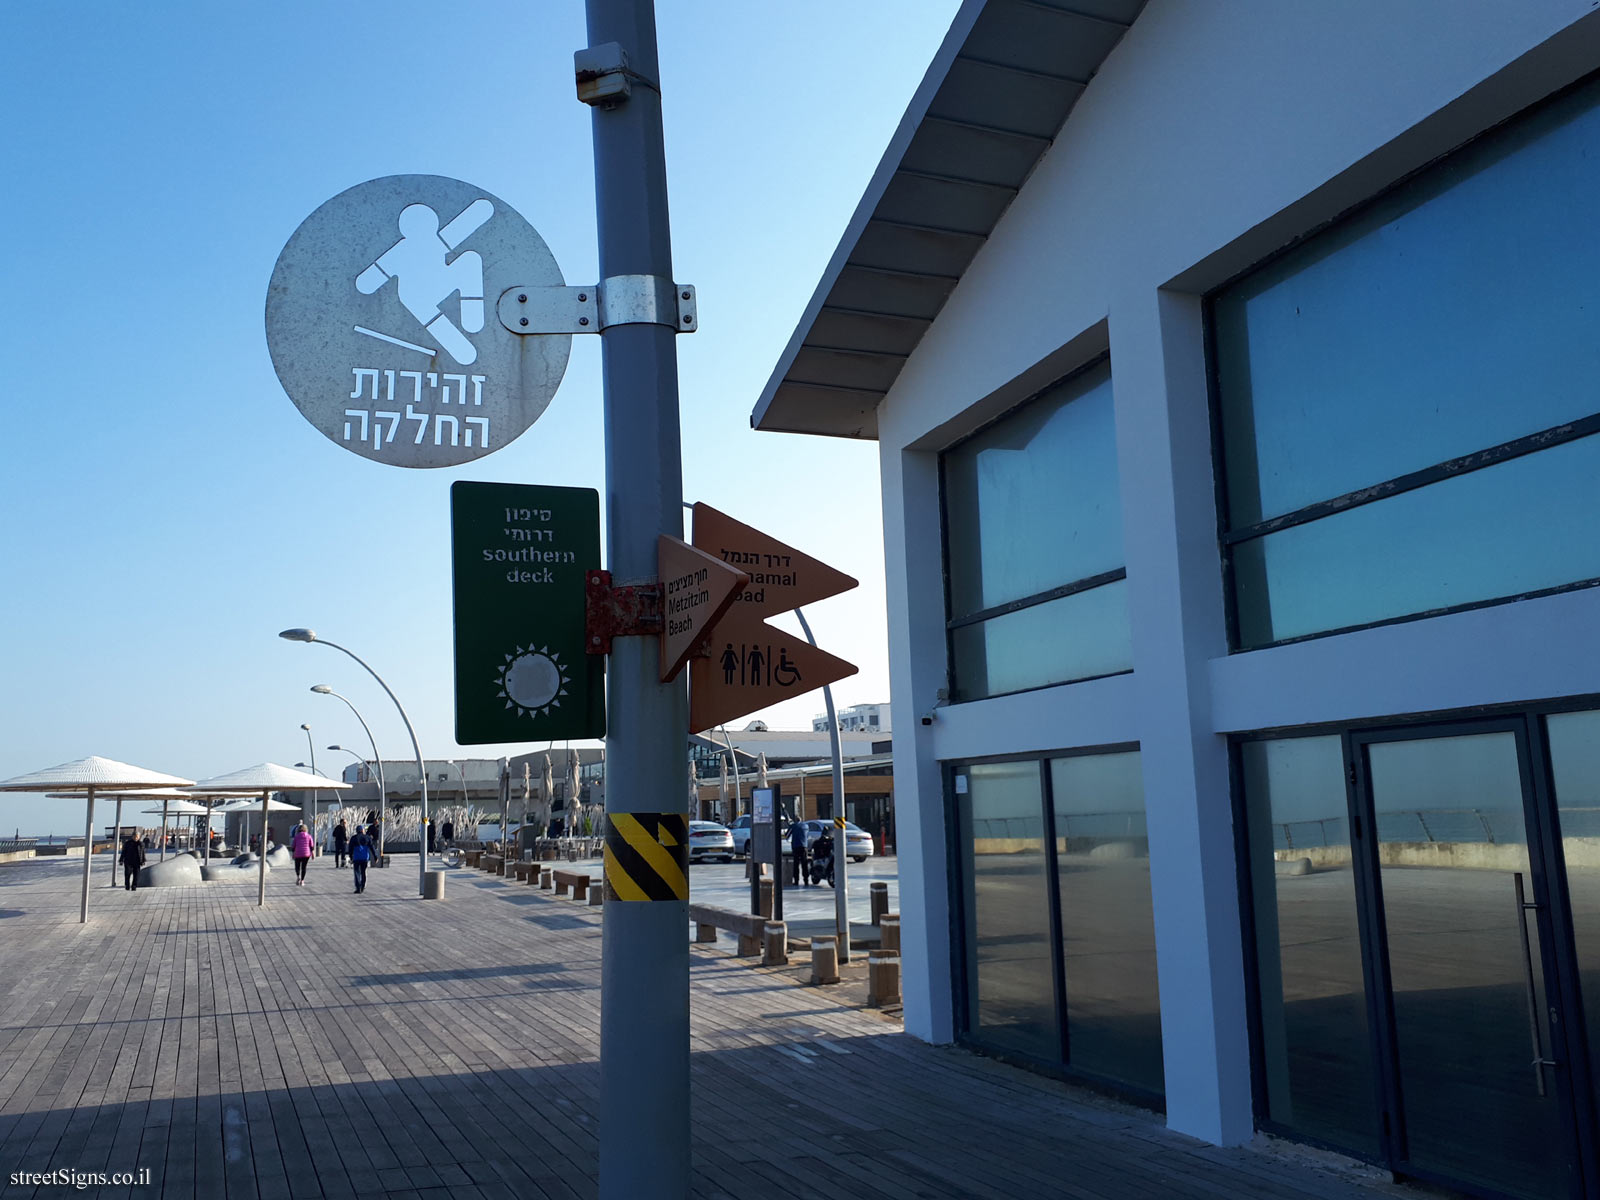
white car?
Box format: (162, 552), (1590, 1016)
(687, 821), (735, 863)
(797, 819), (874, 863)
(726, 814), (792, 857)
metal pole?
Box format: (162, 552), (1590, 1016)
(108, 796), (124, 887)
(795, 608), (849, 964)
(584, 4), (688, 1195)
(80, 787), (94, 923)
(719, 726), (741, 817)
(159, 798), (168, 862)
(322, 689), (389, 861)
(302, 724), (317, 852)
(257, 790), (269, 906)
(309, 639), (426, 893)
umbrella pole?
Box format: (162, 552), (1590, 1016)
(80, 786), (94, 923)
(108, 797), (124, 888)
(257, 791), (268, 907)
(160, 799), (169, 862)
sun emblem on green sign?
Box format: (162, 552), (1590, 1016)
(497, 646), (570, 718)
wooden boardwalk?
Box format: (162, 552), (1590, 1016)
(0, 854), (1420, 1199)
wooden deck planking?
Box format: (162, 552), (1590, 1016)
(0, 854), (1420, 1200)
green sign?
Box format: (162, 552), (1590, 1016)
(451, 481), (605, 743)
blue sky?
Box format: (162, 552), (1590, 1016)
(0, 1), (960, 833)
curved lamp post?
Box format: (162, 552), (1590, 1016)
(281, 629), (427, 896)
(299, 723), (317, 840)
(314, 686), (389, 860)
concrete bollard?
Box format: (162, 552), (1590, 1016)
(869, 881), (888, 925)
(810, 936), (840, 985)
(589, 885), (604, 906)
(525, 864), (540, 885)
(758, 878), (773, 919)
(540, 868), (553, 890)
(423, 870), (445, 901)
(880, 915), (900, 954)
(867, 951), (900, 1007)
(763, 920), (787, 966)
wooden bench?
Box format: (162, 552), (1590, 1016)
(551, 869), (594, 900)
(687, 903), (766, 956)
(464, 850), (482, 869)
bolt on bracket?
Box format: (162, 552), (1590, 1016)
(585, 569), (662, 656)
(498, 277), (695, 335)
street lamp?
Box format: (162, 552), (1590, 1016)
(312, 684), (389, 863)
(299, 723), (316, 839)
(281, 628), (428, 896)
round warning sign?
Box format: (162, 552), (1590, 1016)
(266, 174), (570, 468)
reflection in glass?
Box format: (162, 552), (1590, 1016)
(1051, 752), (1162, 1094)
(1214, 78), (1600, 526)
(1241, 736), (1378, 1154)
(1232, 432), (1600, 646)
(961, 761), (1058, 1059)
(1545, 710), (1600, 1126)
(1368, 733), (1569, 1199)
(943, 361), (1121, 617)
(950, 579), (1132, 700)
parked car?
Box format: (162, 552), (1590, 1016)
(726, 814), (792, 857)
(797, 819), (874, 863)
(687, 821), (735, 863)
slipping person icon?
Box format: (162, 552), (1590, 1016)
(355, 198), (493, 364)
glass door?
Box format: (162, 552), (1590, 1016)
(1355, 723), (1580, 1198)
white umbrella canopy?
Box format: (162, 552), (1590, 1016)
(193, 763), (350, 794)
(214, 796), (304, 814)
(0, 757), (193, 923)
(139, 799), (210, 816)
(195, 765), (349, 907)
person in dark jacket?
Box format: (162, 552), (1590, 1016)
(120, 834), (145, 891)
(790, 821), (809, 887)
(331, 819), (348, 868)
(348, 826), (373, 894)
(426, 818), (436, 853)
(441, 819), (454, 846)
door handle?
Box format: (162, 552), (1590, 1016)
(1513, 871), (1557, 1096)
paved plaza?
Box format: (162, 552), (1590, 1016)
(0, 854), (1424, 1199)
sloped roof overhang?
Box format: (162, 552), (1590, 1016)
(752, 0), (1145, 439)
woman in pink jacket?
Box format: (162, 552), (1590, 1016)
(290, 824), (315, 886)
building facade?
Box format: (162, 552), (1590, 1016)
(755, 3), (1600, 1197)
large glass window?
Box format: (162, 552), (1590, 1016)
(956, 748), (1163, 1097)
(942, 360), (1130, 699)
(1214, 78), (1600, 648)
(1241, 736), (1379, 1155)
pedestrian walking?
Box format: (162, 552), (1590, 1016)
(120, 833), (145, 891)
(427, 818), (436, 853)
(441, 818), (454, 847)
(349, 825), (373, 894)
(332, 818), (348, 868)
(291, 823), (314, 885)
(790, 820), (809, 887)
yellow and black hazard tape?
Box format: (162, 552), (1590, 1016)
(604, 812), (689, 902)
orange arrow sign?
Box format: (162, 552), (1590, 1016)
(691, 503), (858, 621)
(689, 614), (858, 733)
(657, 535), (748, 684)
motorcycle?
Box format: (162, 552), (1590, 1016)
(809, 832), (836, 888)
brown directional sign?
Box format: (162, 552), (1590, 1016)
(691, 503), (858, 621)
(690, 614), (858, 732)
(657, 535), (748, 684)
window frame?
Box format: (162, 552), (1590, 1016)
(1204, 71), (1600, 653)
(938, 353), (1132, 700)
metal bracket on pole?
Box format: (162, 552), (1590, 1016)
(585, 569), (662, 656)
(498, 278), (696, 335)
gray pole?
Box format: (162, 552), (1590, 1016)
(79, 787), (94, 923)
(582, 4), (689, 1196)
(320, 686), (390, 859)
(108, 796), (124, 887)
(301, 724), (317, 851)
(257, 790), (269, 907)
(795, 608), (849, 964)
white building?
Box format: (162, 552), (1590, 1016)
(754, 3), (1600, 1196)
(813, 702), (890, 734)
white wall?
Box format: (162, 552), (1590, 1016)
(875, 0), (1600, 1147)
